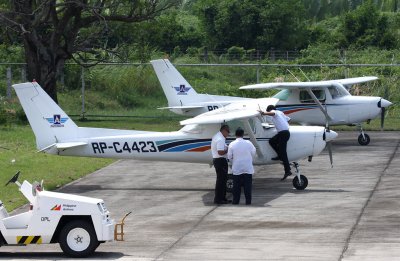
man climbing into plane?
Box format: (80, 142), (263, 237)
(259, 105), (292, 181)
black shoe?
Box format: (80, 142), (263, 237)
(272, 157), (281, 161)
(281, 172), (292, 181)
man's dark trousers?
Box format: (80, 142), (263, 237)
(213, 158), (228, 203)
(269, 130), (291, 173)
(232, 174), (252, 205)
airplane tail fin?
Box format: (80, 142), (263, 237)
(151, 59), (198, 107)
(13, 82), (79, 150)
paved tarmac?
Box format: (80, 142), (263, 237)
(0, 131), (399, 261)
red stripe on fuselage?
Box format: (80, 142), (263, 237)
(186, 145), (211, 152)
(284, 108), (313, 115)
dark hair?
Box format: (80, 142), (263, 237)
(220, 124), (230, 132)
(266, 105), (276, 112)
(235, 127), (244, 137)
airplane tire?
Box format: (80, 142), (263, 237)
(59, 220), (99, 258)
(226, 174), (234, 193)
(293, 175), (308, 190)
(358, 134), (370, 146)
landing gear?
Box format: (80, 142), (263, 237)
(226, 174), (234, 193)
(291, 162), (308, 190)
(357, 125), (370, 146)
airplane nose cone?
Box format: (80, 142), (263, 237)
(324, 130), (338, 142)
(378, 98), (393, 108)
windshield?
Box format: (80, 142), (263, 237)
(273, 89), (291, 101)
(328, 84), (350, 99)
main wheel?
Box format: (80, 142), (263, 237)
(226, 174), (234, 193)
(59, 220), (99, 258)
(358, 133), (370, 146)
(292, 175), (308, 190)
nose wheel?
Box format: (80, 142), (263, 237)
(358, 133), (370, 146)
(357, 125), (370, 146)
(291, 162), (308, 190)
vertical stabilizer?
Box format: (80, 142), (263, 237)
(13, 82), (79, 150)
(151, 59), (199, 106)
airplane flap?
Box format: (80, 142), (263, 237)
(239, 76), (378, 90)
(180, 109), (260, 125)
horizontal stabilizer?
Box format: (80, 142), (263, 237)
(158, 105), (205, 110)
(38, 141), (87, 152)
(240, 76), (379, 90)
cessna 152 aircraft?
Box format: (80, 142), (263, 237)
(151, 59), (392, 146)
(13, 82), (337, 190)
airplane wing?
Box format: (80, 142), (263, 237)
(180, 109), (260, 125)
(180, 97), (279, 125)
(239, 76), (379, 90)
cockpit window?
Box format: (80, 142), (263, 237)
(273, 89), (291, 101)
(328, 85), (349, 99)
(299, 89), (325, 103)
(226, 119), (256, 137)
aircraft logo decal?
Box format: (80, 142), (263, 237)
(51, 204), (61, 211)
(174, 84), (191, 95)
(46, 115), (68, 127)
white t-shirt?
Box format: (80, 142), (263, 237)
(270, 110), (290, 132)
(211, 131), (227, 158)
(227, 138), (256, 175)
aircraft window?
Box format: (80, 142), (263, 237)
(299, 89), (325, 103)
(328, 86), (348, 99)
(226, 119), (255, 137)
(273, 89), (291, 101)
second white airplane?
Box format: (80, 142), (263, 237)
(151, 59), (392, 146)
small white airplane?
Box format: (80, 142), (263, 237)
(151, 59), (392, 145)
(13, 82), (338, 190)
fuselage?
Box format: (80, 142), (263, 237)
(52, 122), (334, 165)
(274, 88), (390, 125)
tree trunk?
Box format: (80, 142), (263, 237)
(23, 37), (59, 103)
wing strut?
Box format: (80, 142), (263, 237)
(305, 87), (332, 126)
(241, 119), (263, 158)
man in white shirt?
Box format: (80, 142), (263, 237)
(260, 105), (292, 181)
(228, 127), (256, 205)
(211, 124), (230, 204)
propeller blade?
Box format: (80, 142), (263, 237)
(327, 142), (333, 168)
(380, 107), (385, 130)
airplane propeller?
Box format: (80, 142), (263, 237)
(380, 107), (385, 130)
(378, 98), (392, 130)
(323, 128), (337, 168)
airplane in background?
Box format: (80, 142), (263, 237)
(151, 59), (392, 146)
(13, 82), (337, 191)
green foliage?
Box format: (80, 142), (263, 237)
(194, 0), (308, 50)
(340, 1), (397, 48)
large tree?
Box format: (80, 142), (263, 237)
(0, 0), (178, 102)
